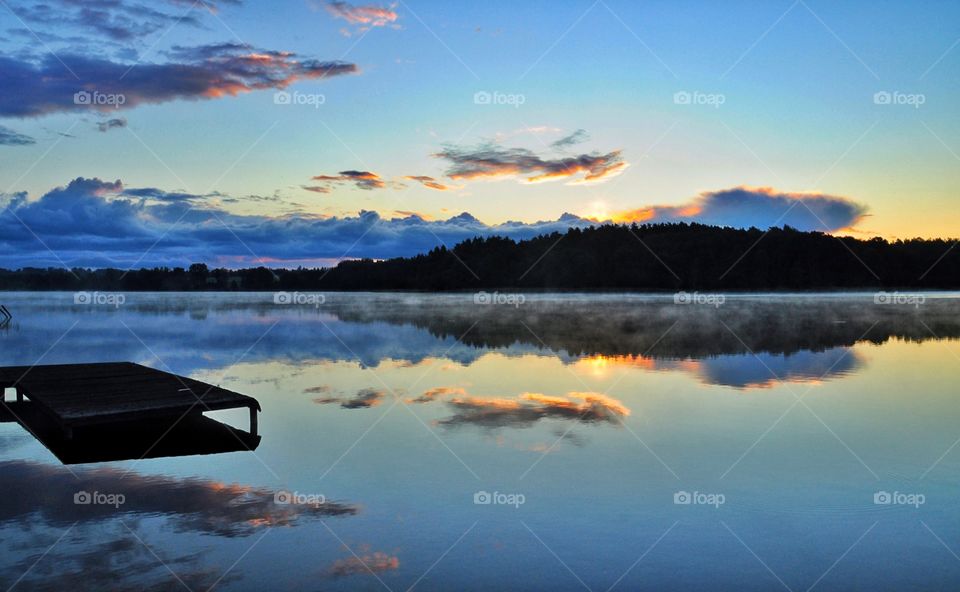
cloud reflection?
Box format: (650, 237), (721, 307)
(0, 461), (359, 537)
(416, 390), (630, 430)
(314, 387), (387, 408)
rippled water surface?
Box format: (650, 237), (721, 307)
(2, 292), (960, 591)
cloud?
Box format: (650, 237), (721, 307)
(0, 44), (358, 118)
(613, 186), (868, 232)
(310, 170), (388, 191)
(324, 1), (399, 31)
(404, 175), (450, 191)
(169, 0), (243, 12)
(314, 387), (386, 408)
(14, 0), (207, 41)
(434, 143), (628, 185)
(551, 128), (589, 149)
(406, 386), (466, 404)
(328, 550), (400, 578)
(0, 125), (35, 146)
(96, 117), (127, 132)
(0, 177), (869, 269)
(436, 391), (630, 430)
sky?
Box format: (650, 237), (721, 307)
(0, 0), (957, 268)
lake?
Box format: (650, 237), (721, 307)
(1, 291), (960, 591)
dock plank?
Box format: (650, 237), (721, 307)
(0, 362), (259, 428)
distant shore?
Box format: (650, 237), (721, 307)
(2, 223), (958, 292)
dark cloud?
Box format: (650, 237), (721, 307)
(310, 170), (388, 191)
(551, 128), (589, 149)
(0, 125), (35, 146)
(435, 143), (628, 185)
(0, 460), (358, 537)
(614, 186), (868, 232)
(0, 45), (358, 118)
(315, 387), (386, 408)
(96, 117), (127, 132)
(404, 175), (450, 191)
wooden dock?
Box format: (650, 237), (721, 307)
(0, 362), (260, 440)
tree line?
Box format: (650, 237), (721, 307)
(1, 223), (958, 291)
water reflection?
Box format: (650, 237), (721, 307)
(2, 293), (960, 590)
(0, 460), (358, 535)
(1, 405), (260, 465)
(2, 293), (956, 389)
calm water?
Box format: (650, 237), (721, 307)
(2, 292), (960, 591)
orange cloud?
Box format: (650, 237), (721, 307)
(324, 1), (400, 35)
(407, 386), (467, 403)
(404, 175), (450, 191)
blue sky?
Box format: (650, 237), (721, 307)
(0, 0), (958, 267)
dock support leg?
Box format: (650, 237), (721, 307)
(249, 406), (258, 436)
(16, 387), (23, 403)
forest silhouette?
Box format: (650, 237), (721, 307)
(2, 223), (958, 291)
